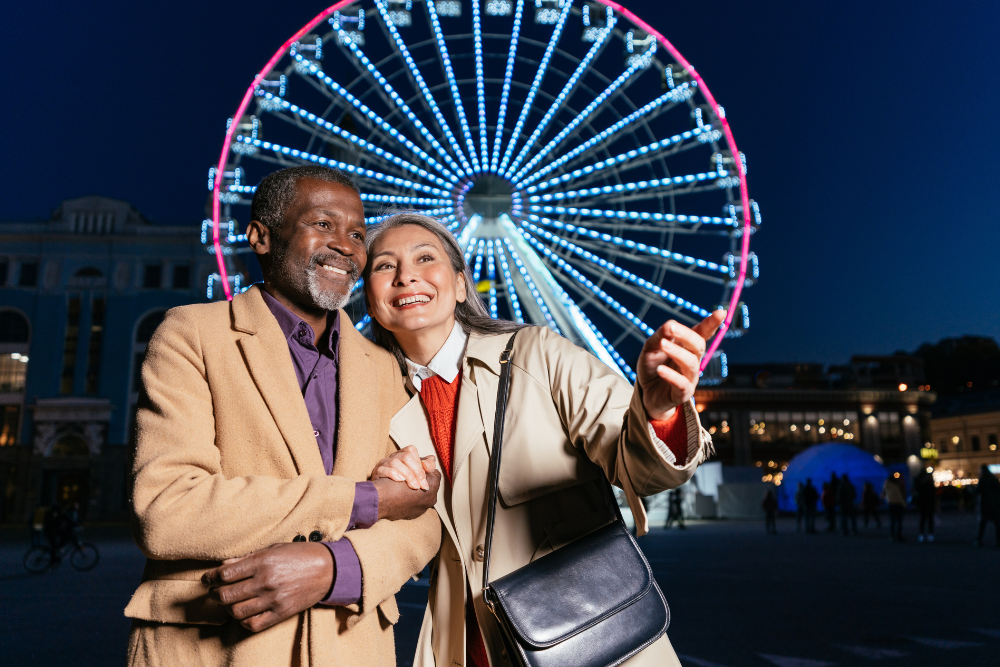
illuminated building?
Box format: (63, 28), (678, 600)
(695, 357), (936, 470)
(0, 197), (211, 521)
(927, 390), (1000, 483)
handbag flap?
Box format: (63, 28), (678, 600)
(487, 519), (652, 648)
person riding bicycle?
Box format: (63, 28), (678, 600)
(43, 504), (78, 563)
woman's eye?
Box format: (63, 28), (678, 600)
(417, 254), (434, 262)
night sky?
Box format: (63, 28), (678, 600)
(2, 0), (997, 364)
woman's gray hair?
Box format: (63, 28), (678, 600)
(362, 211), (526, 374)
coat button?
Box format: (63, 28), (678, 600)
(292, 534), (306, 542)
(309, 530), (323, 542)
(474, 544), (485, 562)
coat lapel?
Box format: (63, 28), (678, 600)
(332, 321), (378, 478)
(232, 287), (324, 475)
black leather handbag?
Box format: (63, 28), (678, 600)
(481, 333), (670, 667)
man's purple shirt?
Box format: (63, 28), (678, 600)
(262, 291), (378, 606)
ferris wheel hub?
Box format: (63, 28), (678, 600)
(461, 174), (515, 219)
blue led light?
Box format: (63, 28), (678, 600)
(355, 314), (371, 331)
(501, 237), (561, 333)
(528, 173), (737, 214)
(235, 135), (450, 197)
(291, 54), (459, 181)
(505, 9), (616, 178)
(495, 244), (524, 323)
(526, 213), (727, 274)
(472, 239), (486, 281)
(337, 31), (467, 177)
(486, 240), (499, 318)
(498, 0), (572, 176)
(521, 219), (711, 317)
(487, 0), (513, 15)
(373, 0), (472, 174)
(515, 82), (697, 188)
(256, 90), (454, 188)
(472, 0), (489, 169)
(360, 194), (451, 206)
(510, 45), (659, 184)
(491, 0), (525, 172)
(426, 0), (481, 172)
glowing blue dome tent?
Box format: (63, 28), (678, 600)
(777, 443), (888, 512)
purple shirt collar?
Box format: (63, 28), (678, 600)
(260, 289), (341, 353)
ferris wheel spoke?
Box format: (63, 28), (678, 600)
(510, 50), (660, 184)
(471, 0), (490, 169)
(495, 244), (525, 323)
(490, 0), (525, 173)
(471, 239), (487, 281)
(373, 0), (475, 173)
(527, 202), (734, 227)
(425, 0), (481, 172)
(522, 221), (708, 322)
(293, 55), (459, 180)
(485, 240), (499, 318)
(524, 214), (728, 280)
(258, 92), (453, 188)
(514, 82), (697, 188)
(500, 237), (562, 333)
(336, 32), (468, 177)
(505, 14), (616, 179)
(524, 122), (710, 193)
(517, 227), (653, 339)
(497, 0), (573, 176)
(234, 136), (451, 197)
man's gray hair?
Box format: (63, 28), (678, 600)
(362, 212), (526, 374)
(250, 165), (360, 232)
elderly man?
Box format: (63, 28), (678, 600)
(126, 165), (441, 666)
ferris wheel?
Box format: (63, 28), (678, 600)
(205, 0), (759, 381)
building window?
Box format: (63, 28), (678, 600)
(0, 311), (30, 344)
(989, 434), (998, 451)
(0, 355), (28, 393)
(130, 310), (168, 434)
(971, 435), (981, 452)
(0, 261), (8, 286)
(19, 262), (38, 287)
(60, 296), (82, 395)
(85, 297), (105, 394)
(877, 412), (902, 443)
(0, 406), (19, 446)
(172, 265), (191, 289)
(143, 264), (162, 289)
(939, 438), (947, 454)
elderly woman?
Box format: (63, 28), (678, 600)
(362, 212), (721, 667)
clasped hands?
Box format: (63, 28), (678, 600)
(201, 466), (441, 633)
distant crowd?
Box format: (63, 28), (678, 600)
(759, 464), (1000, 546)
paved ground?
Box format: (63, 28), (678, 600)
(2, 511), (997, 666)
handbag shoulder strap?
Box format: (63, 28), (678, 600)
(481, 331), (518, 595)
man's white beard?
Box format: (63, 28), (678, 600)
(306, 266), (352, 311)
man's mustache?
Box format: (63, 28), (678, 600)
(309, 253), (360, 282)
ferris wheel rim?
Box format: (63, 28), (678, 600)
(210, 0), (753, 373)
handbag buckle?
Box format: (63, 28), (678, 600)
(500, 349), (512, 364)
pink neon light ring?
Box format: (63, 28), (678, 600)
(212, 0), (754, 373)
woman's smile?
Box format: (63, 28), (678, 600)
(392, 294), (433, 308)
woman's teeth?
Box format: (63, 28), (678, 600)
(319, 264), (347, 275)
(394, 295), (431, 307)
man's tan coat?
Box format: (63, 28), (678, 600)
(389, 327), (713, 667)
(125, 285), (441, 666)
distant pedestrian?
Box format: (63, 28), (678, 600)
(795, 482), (805, 531)
(839, 474), (858, 536)
(763, 489), (778, 534)
(829, 472), (841, 504)
(665, 488), (685, 529)
(862, 481), (882, 529)
(974, 464), (1000, 547)
(802, 478), (819, 533)
(822, 482), (837, 532)
(30, 506), (48, 547)
(914, 469), (936, 543)
(883, 474), (907, 542)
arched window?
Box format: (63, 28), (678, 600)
(136, 310), (167, 344)
(0, 311), (29, 343)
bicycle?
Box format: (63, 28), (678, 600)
(23, 530), (100, 574)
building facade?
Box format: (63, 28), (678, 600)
(0, 196), (215, 522)
(928, 390), (1000, 483)
(694, 358), (936, 479)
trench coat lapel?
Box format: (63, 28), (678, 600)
(333, 321), (378, 478)
(232, 287), (324, 475)
(390, 395), (461, 550)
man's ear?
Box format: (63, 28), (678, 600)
(455, 272), (468, 304)
(246, 219), (270, 254)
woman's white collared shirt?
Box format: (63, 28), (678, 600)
(405, 322), (468, 392)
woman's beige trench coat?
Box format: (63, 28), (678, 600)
(388, 326), (713, 667)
